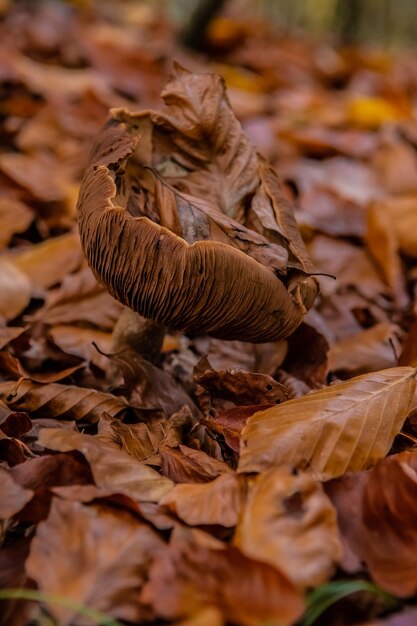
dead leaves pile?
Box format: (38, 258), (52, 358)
(2, 2), (417, 626)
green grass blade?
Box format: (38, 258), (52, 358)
(300, 580), (398, 626)
(0, 588), (123, 626)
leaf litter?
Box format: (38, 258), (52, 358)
(1, 2), (417, 625)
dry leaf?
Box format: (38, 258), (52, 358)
(12, 232), (83, 292)
(0, 258), (31, 320)
(239, 367), (416, 479)
(160, 445), (229, 483)
(0, 469), (33, 519)
(194, 358), (289, 406)
(97, 407), (192, 463)
(38, 428), (173, 502)
(326, 450), (417, 597)
(0, 199), (32, 248)
(26, 498), (164, 624)
(201, 404), (272, 453)
(142, 526), (304, 626)
(32, 265), (123, 330)
(369, 195), (417, 258)
(329, 323), (400, 374)
(160, 473), (244, 527)
(0, 380), (128, 423)
(235, 467), (342, 588)
(366, 202), (408, 307)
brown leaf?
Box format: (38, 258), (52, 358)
(326, 450), (417, 597)
(0, 537), (32, 626)
(142, 526), (304, 626)
(234, 467), (342, 588)
(26, 498), (164, 624)
(0, 399), (31, 437)
(97, 407), (192, 463)
(111, 348), (200, 417)
(38, 428), (173, 502)
(0, 152), (74, 204)
(0, 325), (28, 351)
(200, 337), (288, 375)
(49, 325), (112, 370)
(160, 473), (244, 527)
(0, 469), (33, 519)
(32, 266), (123, 330)
(10, 452), (94, 521)
(369, 195), (417, 258)
(160, 445), (229, 483)
(194, 357), (289, 406)
(12, 232), (83, 292)
(0, 350), (83, 384)
(366, 202), (408, 307)
(0, 199), (32, 248)
(201, 404), (272, 453)
(308, 235), (388, 301)
(329, 323), (400, 375)
(0, 380), (129, 423)
(282, 322), (329, 388)
(372, 139), (417, 196)
(239, 367), (416, 479)
(399, 320), (417, 366)
(0, 259), (31, 320)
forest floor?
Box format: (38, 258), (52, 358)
(2, 2), (417, 625)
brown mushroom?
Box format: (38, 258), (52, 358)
(77, 64), (318, 343)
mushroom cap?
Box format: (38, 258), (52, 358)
(77, 65), (318, 343)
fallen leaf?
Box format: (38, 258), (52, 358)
(329, 323), (400, 375)
(201, 404), (272, 453)
(49, 325), (112, 370)
(0, 380), (129, 423)
(235, 467), (342, 588)
(97, 407), (192, 463)
(26, 498), (164, 624)
(369, 195), (417, 258)
(160, 472), (244, 527)
(0, 199), (32, 248)
(239, 367), (416, 479)
(399, 320), (417, 366)
(142, 526), (304, 626)
(32, 265), (123, 330)
(38, 428), (173, 502)
(0, 258), (31, 320)
(160, 445), (229, 483)
(372, 138), (417, 195)
(194, 357), (289, 406)
(366, 203), (408, 307)
(326, 450), (417, 597)
(0, 400), (31, 437)
(11, 232), (83, 292)
(282, 322), (329, 388)
(0, 469), (33, 519)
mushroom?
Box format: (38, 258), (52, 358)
(77, 64), (318, 343)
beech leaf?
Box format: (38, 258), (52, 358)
(26, 498), (164, 625)
(38, 428), (173, 502)
(0, 380), (129, 423)
(239, 367), (416, 479)
(234, 467), (342, 588)
(160, 473), (244, 527)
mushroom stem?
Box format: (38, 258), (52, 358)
(111, 307), (166, 365)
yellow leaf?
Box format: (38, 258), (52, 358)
(347, 97), (406, 129)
